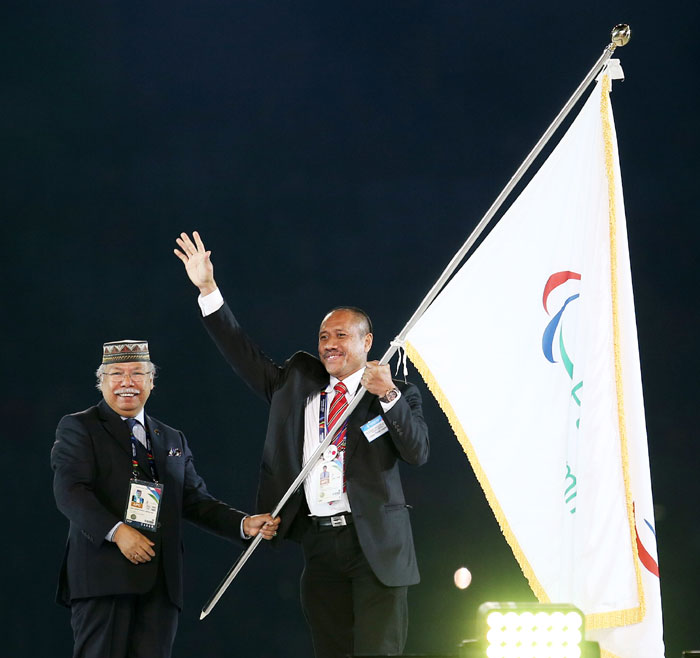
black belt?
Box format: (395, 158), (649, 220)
(310, 513), (353, 529)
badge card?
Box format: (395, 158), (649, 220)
(124, 479), (163, 533)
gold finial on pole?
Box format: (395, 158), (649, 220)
(610, 24), (631, 49)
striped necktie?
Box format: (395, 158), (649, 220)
(327, 382), (348, 447)
(126, 418), (157, 481)
(327, 382), (349, 492)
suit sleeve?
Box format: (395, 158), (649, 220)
(179, 432), (247, 545)
(202, 302), (285, 403)
(381, 382), (430, 465)
(51, 415), (121, 545)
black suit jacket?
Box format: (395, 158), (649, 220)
(203, 303), (429, 587)
(51, 399), (246, 608)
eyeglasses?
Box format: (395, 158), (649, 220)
(102, 371), (153, 383)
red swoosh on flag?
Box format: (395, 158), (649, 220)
(543, 271), (581, 314)
(636, 528), (659, 577)
(634, 503), (660, 577)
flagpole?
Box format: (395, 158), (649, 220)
(199, 24), (631, 620)
(390, 24), (630, 350)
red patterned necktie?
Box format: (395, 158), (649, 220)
(326, 382), (349, 492)
(327, 382), (348, 447)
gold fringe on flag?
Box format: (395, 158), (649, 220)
(404, 340), (550, 604)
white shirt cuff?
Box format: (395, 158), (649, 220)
(107, 521), (123, 542)
(198, 288), (225, 317)
(241, 517), (250, 540)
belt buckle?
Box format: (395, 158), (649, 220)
(330, 514), (347, 527)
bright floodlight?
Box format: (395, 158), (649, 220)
(477, 602), (596, 658)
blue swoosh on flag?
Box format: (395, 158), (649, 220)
(542, 293), (580, 363)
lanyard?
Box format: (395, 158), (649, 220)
(131, 433), (159, 482)
(318, 391), (347, 449)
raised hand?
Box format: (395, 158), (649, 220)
(174, 231), (217, 295)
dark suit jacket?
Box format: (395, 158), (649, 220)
(203, 303), (429, 587)
(51, 399), (246, 609)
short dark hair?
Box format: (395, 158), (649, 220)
(324, 306), (373, 336)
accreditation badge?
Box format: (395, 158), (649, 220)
(360, 415), (389, 442)
(124, 479), (163, 533)
(317, 453), (343, 504)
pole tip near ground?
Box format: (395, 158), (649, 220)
(611, 24), (631, 48)
(200, 610), (208, 621)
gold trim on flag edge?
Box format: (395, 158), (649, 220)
(405, 339), (550, 604)
(403, 74), (646, 633)
(600, 649), (624, 658)
(594, 73), (646, 628)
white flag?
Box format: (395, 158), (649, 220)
(405, 73), (664, 658)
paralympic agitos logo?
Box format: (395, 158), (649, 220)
(541, 270), (583, 426)
(541, 270), (582, 515)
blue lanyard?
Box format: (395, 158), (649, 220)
(318, 391), (328, 443)
(131, 434), (159, 482)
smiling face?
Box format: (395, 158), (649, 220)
(100, 361), (154, 417)
(318, 309), (373, 380)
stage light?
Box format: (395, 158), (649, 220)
(454, 566), (472, 589)
(476, 602), (597, 658)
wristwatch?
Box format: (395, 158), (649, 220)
(379, 387), (399, 403)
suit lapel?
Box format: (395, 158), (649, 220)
(96, 401), (165, 480)
(301, 366), (329, 402)
(297, 373), (330, 465)
(145, 414), (167, 483)
(344, 390), (377, 464)
(97, 399), (132, 457)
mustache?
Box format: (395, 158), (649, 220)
(116, 388), (140, 395)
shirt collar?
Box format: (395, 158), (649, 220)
(328, 367), (365, 398)
(120, 409), (146, 426)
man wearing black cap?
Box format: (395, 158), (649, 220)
(175, 232), (430, 658)
(51, 339), (280, 658)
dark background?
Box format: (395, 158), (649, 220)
(4, 1), (698, 656)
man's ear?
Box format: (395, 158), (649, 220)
(364, 332), (373, 354)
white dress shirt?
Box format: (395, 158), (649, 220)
(302, 369), (363, 516)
